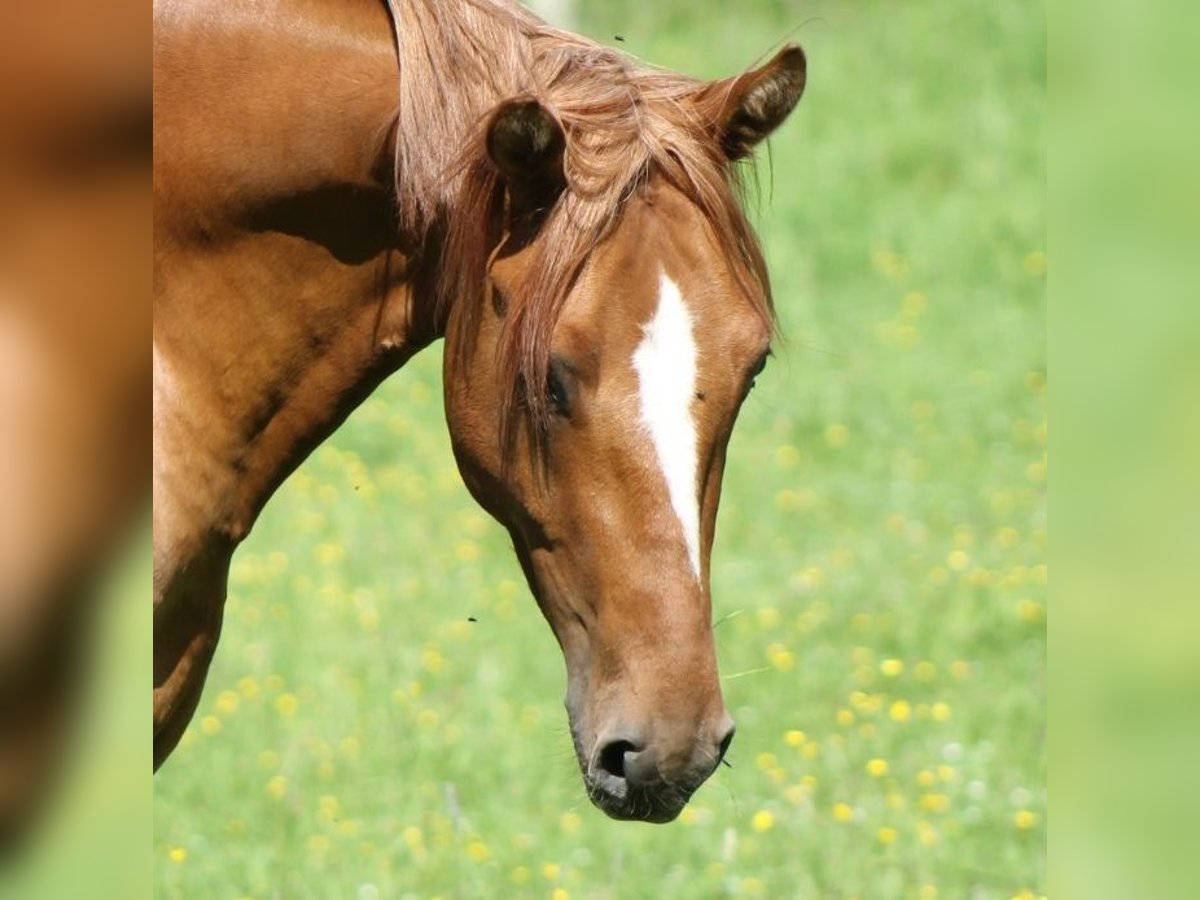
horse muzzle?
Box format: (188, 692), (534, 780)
(580, 718), (735, 822)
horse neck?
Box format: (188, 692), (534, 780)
(154, 0), (438, 567)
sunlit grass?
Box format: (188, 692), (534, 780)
(153, 1), (1044, 897)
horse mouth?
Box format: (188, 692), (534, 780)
(584, 779), (693, 823)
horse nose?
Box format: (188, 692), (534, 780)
(594, 734), (644, 791)
(590, 718), (734, 820)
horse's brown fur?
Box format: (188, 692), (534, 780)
(154, 0), (804, 821)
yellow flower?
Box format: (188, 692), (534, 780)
(919, 885), (938, 899)
(917, 820), (939, 847)
(401, 826), (423, 847)
(931, 702), (952, 722)
(880, 658), (904, 678)
(417, 709), (439, 729)
(915, 661), (937, 682)
(947, 550), (969, 571)
(951, 660), (970, 679)
(541, 863), (560, 881)
(832, 803), (854, 822)
(237, 676), (260, 700)
(466, 840), (491, 863)
(996, 526), (1020, 548)
(836, 709), (855, 726)
(215, 690), (239, 716)
(751, 810), (775, 832)
(756, 606), (782, 629)
(511, 867), (530, 885)
(679, 807), (699, 825)
(422, 648), (445, 673)
(1024, 250), (1047, 276)
(168, 846), (187, 863)
(315, 542), (344, 566)
(318, 795), (340, 820)
(756, 752), (778, 771)
(560, 812), (581, 833)
(886, 792), (906, 811)
(937, 764), (956, 782)
(1014, 809), (1039, 830)
(552, 890), (570, 900)
(866, 758), (889, 778)
(784, 729), (807, 747)
(919, 793), (950, 814)
(889, 700), (912, 722)
(201, 715), (222, 736)
(1016, 599), (1045, 624)
(265, 776), (287, 799)
(877, 826), (898, 845)
(275, 693), (298, 717)
(775, 445), (801, 468)
(917, 770), (936, 788)
(768, 643), (795, 671)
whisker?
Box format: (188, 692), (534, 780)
(712, 609), (743, 629)
(722, 665), (771, 680)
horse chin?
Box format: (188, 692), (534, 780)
(586, 785), (688, 824)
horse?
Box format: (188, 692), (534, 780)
(153, 0), (805, 823)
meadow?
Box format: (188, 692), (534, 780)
(153, 1), (1045, 897)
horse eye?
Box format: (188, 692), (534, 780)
(748, 353), (769, 389)
(547, 362), (571, 416)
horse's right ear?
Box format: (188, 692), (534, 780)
(486, 97), (566, 216)
(702, 44), (807, 161)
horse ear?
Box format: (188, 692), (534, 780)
(706, 44), (806, 160)
(486, 96), (565, 215)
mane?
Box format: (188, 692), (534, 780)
(387, 0), (775, 444)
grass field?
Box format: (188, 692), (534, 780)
(153, 1), (1045, 897)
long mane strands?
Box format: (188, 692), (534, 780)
(389, 0), (774, 442)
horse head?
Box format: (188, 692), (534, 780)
(442, 45), (805, 822)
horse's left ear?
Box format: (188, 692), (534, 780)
(704, 44), (807, 160)
(486, 96), (566, 216)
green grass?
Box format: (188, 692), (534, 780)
(154, 1), (1045, 897)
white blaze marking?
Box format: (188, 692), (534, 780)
(632, 273), (701, 580)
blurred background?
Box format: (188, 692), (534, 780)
(152, 1), (1046, 898)
(0, 0), (149, 897)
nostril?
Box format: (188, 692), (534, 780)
(717, 725), (736, 765)
(597, 739), (638, 780)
